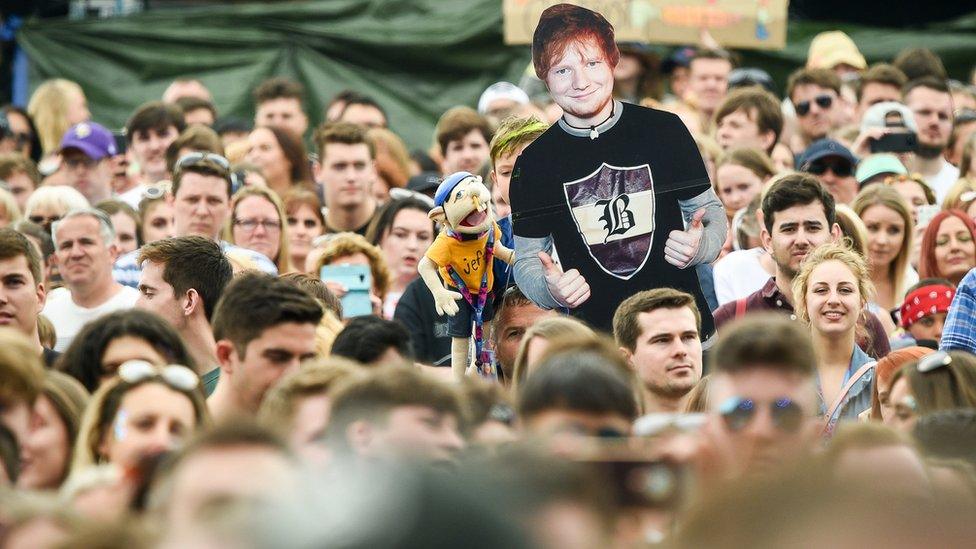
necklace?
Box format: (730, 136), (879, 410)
(563, 102), (615, 140)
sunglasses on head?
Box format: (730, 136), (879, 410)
(175, 152), (231, 174)
(118, 360), (199, 392)
(795, 94), (834, 117)
(916, 351), (952, 373)
(719, 396), (804, 433)
(142, 182), (170, 200)
(806, 160), (853, 178)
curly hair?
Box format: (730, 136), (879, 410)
(314, 232), (391, 299)
(792, 242), (873, 326)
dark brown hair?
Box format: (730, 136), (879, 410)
(612, 288), (701, 352)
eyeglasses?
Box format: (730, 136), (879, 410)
(794, 94), (834, 117)
(175, 152), (231, 174)
(234, 218), (282, 232)
(63, 156), (99, 170)
(118, 360), (199, 392)
(719, 396), (804, 433)
(917, 351), (952, 373)
(805, 160), (853, 178)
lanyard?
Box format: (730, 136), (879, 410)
(445, 228), (496, 380)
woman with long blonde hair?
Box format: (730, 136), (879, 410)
(27, 79), (90, 161)
(793, 242), (876, 434)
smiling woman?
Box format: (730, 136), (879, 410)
(919, 209), (976, 286)
(793, 242), (876, 434)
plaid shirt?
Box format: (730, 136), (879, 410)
(940, 268), (976, 353)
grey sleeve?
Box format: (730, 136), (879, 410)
(678, 187), (727, 266)
(513, 234), (562, 310)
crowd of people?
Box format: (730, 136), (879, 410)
(2, 12), (976, 547)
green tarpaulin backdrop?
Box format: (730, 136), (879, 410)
(17, 1), (976, 149)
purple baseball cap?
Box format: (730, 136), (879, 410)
(59, 121), (117, 160)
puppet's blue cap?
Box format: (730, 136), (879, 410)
(433, 171), (474, 207)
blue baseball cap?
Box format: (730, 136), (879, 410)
(798, 139), (858, 171)
(433, 171), (474, 207)
(59, 121), (117, 160)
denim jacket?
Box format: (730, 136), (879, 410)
(820, 345), (876, 436)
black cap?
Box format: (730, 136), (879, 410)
(407, 171), (441, 194)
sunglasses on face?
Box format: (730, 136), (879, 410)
(63, 156), (99, 170)
(118, 359), (199, 392)
(719, 396), (804, 433)
(795, 94), (834, 117)
(28, 214), (61, 227)
(806, 160), (853, 178)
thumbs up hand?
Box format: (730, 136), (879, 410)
(665, 208), (706, 269)
(539, 251), (590, 308)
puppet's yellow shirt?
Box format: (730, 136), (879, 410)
(426, 225), (501, 291)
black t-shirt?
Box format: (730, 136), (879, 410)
(511, 103), (714, 336)
(393, 277), (452, 366)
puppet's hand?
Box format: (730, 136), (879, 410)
(665, 209), (705, 269)
(432, 287), (462, 316)
(540, 251), (590, 308)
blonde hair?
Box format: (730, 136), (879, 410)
(942, 177), (976, 212)
(314, 232), (390, 299)
(24, 186), (90, 219)
(510, 316), (595, 391)
(0, 186), (23, 224)
(850, 184), (914, 300)
(792, 242), (874, 326)
(27, 79), (85, 156)
(71, 374), (210, 473)
(834, 204), (869, 258)
(223, 185), (293, 273)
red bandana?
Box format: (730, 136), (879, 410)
(900, 285), (955, 329)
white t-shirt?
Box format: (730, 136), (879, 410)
(44, 285), (141, 352)
(712, 247), (772, 306)
(118, 184), (147, 210)
(928, 160), (960, 206)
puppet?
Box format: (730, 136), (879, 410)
(419, 172), (514, 380)
(510, 4), (727, 337)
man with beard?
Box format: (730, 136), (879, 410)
(510, 4), (726, 335)
(903, 77), (958, 203)
(711, 173), (891, 358)
(613, 288), (703, 413)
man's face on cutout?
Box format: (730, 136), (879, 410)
(544, 39), (615, 126)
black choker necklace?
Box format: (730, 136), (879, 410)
(563, 103), (615, 140)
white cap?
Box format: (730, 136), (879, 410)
(477, 82), (530, 115)
(861, 101), (918, 134)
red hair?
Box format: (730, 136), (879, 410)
(532, 4), (619, 80)
(918, 209), (976, 279)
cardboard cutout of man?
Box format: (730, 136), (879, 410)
(510, 4), (726, 337)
